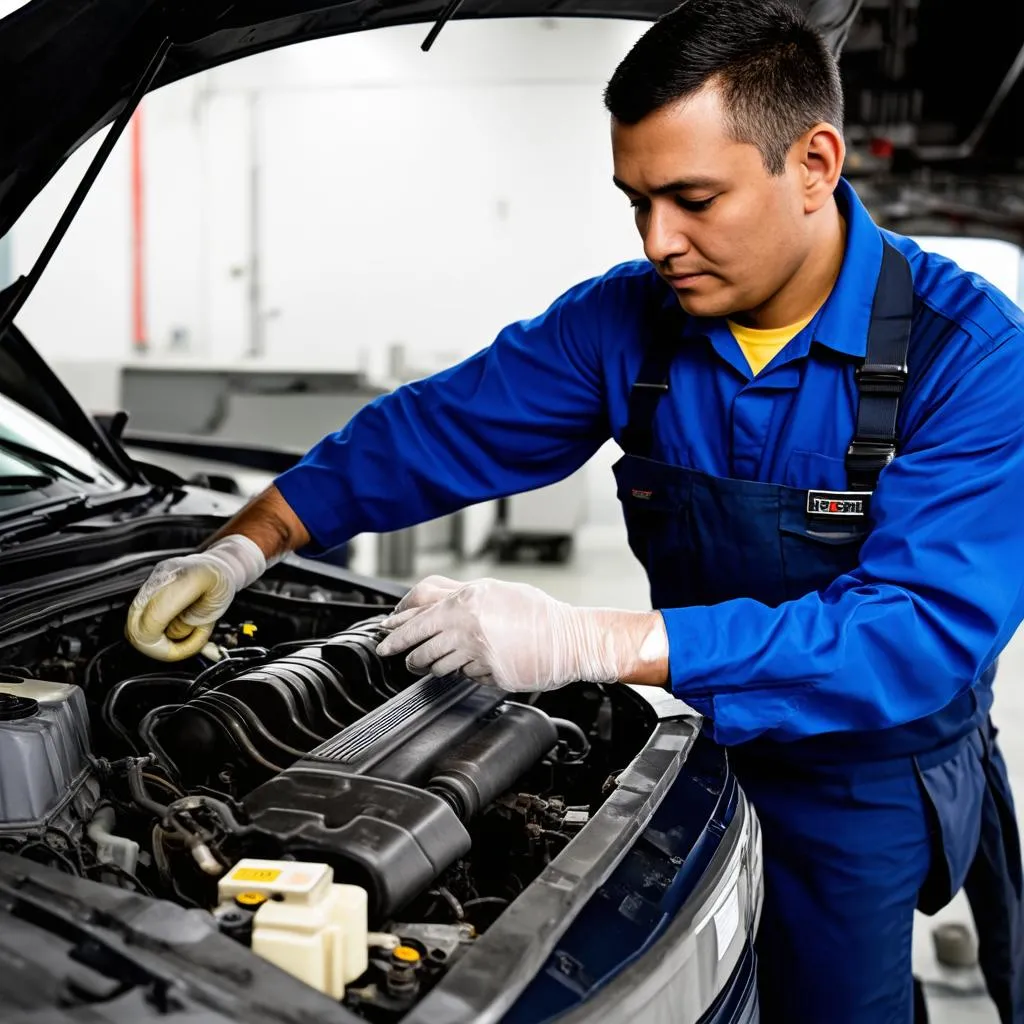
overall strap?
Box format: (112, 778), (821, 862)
(846, 242), (915, 491)
(620, 301), (686, 458)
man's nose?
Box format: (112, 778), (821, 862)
(643, 205), (692, 267)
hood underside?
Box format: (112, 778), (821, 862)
(1, 0), (1021, 244)
(0, 0), (866, 241)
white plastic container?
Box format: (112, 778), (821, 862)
(218, 858), (369, 998)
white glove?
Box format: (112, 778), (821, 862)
(125, 535), (269, 662)
(392, 574), (462, 614)
(376, 576), (668, 692)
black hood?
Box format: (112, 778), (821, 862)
(0, 0), (866, 242)
(2, 0), (1022, 244)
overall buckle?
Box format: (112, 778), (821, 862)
(846, 439), (897, 476)
(855, 364), (908, 396)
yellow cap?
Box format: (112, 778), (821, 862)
(241, 622), (258, 638)
(393, 945), (421, 963)
(235, 891), (269, 907)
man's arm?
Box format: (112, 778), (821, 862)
(379, 329), (1024, 733)
(660, 329), (1024, 745)
(206, 484), (310, 560)
(126, 273), (616, 661)
(271, 278), (613, 554)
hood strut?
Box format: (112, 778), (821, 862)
(421, 0), (467, 52)
(0, 38), (172, 337)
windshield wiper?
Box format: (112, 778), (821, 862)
(0, 474), (54, 491)
(0, 488), (161, 547)
(0, 437), (95, 483)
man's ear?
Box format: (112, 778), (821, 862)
(797, 123), (845, 214)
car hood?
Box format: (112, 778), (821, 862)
(0, 0), (861, 241)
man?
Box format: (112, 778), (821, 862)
(126, 1), (1024, 1020)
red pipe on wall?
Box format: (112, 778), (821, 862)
(130, 107), (148, 352)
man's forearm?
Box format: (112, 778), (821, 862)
(590, 609), (670, 687)
(207, 484), (311, 559)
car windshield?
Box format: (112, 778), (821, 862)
(0, 389), (123, 512)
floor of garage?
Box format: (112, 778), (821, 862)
(415, 520), (1021, 1023)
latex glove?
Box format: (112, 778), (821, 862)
(125, 535), (269, 662)
(376, 577), (668, 692)
(392, 574), (463, 615)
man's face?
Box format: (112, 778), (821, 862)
(611, 86), (810, 321)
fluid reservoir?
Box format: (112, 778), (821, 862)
(218, 858), (369, 998)
(0, 674), (90, 824)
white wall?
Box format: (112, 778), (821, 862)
(12, 18), (649, 374)
(14, 15), (1023, 374)
(12, 126), (132, 362)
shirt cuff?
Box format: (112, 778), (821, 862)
(275, 461), (358, 555)
(661, 604), (810, 746)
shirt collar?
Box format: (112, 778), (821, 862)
(811, 177), (883, 359)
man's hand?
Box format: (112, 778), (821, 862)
(377, 576), (669, 691)
(125, 485), (310, 662)
(125, 535), (268, 661)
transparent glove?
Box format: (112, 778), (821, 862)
(392, 574), (462, 614)
(125, 535), (269, 662)
(376, 577), (668, 692)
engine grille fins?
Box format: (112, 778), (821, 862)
(149, 617), (421, 790)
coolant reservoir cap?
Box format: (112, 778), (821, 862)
(235, 891), (269, 908)
(392, 946), (422, 964)
(0, 694), (39, 721)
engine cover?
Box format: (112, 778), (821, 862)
(150, 624), (559, 920)
(236, 677), (558, 920)
(240, 769), (471, 922)
(149, 619), (418, 790)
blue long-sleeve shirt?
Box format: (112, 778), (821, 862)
(275, 179), (1024, 745)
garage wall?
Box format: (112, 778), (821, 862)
(12, 16), (1022, 376)
(11, 18), (648, 376)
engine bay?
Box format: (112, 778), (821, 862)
(0, 567), (658, 1020)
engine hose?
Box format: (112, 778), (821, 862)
(186, 647), (269, 698)
(463, 897), (508, 911)
(430, 886), (464, 921)
(126, 758), (171, 819)
(166, 794), (244, 835)
(549, 718), (591, 761)
(87, 804), (140, 876)
(102, 676), (191, 754)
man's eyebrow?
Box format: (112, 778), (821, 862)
(612, 175), (723, 195)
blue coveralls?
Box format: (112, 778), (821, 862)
(276, 179), (1024, 1021)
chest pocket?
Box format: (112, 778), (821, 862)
(778, 452), (870, 600)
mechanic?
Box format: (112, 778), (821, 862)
(125, 1), (1024, 1020)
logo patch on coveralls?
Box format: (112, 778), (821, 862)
(631, 489), (654, 500)
(806, 490), (871, 521)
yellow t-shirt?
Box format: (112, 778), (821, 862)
(728, 312), (815, 376)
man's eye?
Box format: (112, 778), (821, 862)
(675, 195), (716, 213)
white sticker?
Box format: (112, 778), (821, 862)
(714, 883), (740, 960)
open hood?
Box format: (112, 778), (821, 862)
(3, 0), (1023, 245)
(0, 0), (868, 243)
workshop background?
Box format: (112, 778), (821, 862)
(4, 10), (1024, 1022)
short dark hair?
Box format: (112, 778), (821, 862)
(604, 0), (844, 175)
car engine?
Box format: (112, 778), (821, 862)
(0, 569), (656, 1020)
